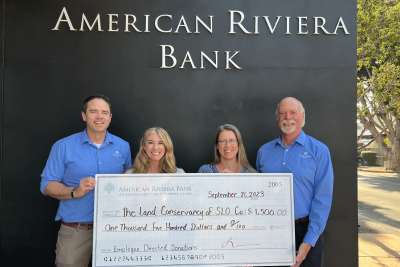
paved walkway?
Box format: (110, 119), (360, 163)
(358, 170), (400, 266)
(359, 233), (400, 266)
(359, 215), (400, 266)
(358, 166), (400, 173)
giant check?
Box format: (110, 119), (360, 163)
(93, 174), (295, 267)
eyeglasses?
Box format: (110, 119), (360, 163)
(218, 139), (238, 145)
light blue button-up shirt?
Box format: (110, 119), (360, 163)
(198, 164), (257, 173)
(40, 130), (131, 223)
(256, 131), (334, 246)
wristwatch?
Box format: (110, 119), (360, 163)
(71, 187), (77, 199)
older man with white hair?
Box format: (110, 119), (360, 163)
(256, 97), (334, 267)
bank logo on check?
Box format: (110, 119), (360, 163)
(104, 182), (115, 193)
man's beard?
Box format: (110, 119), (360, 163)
(280, 120), (296, 134)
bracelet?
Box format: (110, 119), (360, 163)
(71, 187), (77, 199)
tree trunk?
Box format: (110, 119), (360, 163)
(360, 114), (400, 170)
(390, 140), (400, 170)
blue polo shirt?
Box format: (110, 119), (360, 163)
(256, 131), (334, 246)
(40, 130), (131, 223)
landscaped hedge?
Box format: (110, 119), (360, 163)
(361, 151), (377, 166)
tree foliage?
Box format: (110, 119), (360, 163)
(357, 0), (400, 169)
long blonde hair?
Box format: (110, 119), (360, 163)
(128, 127), (177, 173)
(213, 124), (256, 172)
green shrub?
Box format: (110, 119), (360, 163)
(361, 151), (377, 166)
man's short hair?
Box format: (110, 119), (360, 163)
(83, 94), (111, 114)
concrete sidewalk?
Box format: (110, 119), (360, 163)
(359, 214), (400, 266)
(359, 234), (400, 266)
(358, 170), (400, 266)
(358, 166), (400, 173)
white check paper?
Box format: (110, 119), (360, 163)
(93, 173), (295, 267)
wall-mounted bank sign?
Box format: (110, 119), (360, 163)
(52, 7), (350, 70)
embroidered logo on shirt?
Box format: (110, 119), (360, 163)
(104, 183), (115, 193)
(113, 151), (122, 157)
(299, 152), (311, 158)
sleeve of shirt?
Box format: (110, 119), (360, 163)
(124, 143), (132, 170)
(303, 146), (334, 246)
(40, 141), (66, 195)
(256, 150), (261, 172)
(198, 165), (208, 173)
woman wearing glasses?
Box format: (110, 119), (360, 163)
(198, 124), (256, 173)
(125, 127), (184, 174)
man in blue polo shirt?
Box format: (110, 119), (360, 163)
(257, 97), (333, 267)
(40, 94), (131, 267)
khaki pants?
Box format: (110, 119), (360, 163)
(55, 224), (93, 267)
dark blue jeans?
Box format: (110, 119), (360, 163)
(264, 220), (325, 267)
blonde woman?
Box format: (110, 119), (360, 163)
(198, 124), (256, 173)
(125, 127), (184, 174)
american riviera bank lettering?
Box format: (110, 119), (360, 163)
(119, 186), (192, 193)
(52, 7), (350, 70)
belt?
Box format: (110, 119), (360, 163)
(62, 221), (93, 230)
(295, 216), (309, 224)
